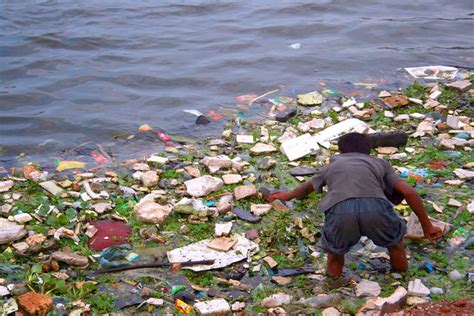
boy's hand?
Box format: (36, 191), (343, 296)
(423, 225), (443, 242)
(266, 191), (292, 202)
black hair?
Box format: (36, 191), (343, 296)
(338, 132), (370, 154)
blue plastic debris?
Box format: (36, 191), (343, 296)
(400, 168), (430, 178)
(357, 263), (366, 270)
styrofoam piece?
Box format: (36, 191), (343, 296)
(280, 133), (319, 161)
(312, 118), (375, 145)
(405, 66), (458, 80)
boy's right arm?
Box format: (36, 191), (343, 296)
(266, 181), (314, 202)
(393, 180), (443, 242)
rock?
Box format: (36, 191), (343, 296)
(272, 276), (292, 285)
(453, 168), (474, 180)
(289, 166), (318, 176)
(250, 204), (272, 216)
(196, 115), (211, 125)
(51, 251), (89, 267)
(430, 287), (444, 295)
(409, 113), (426, 120)
(185, 176), (224, 197)
(231, 301), (245, 312)
(368, 132), (408, 148)
(446, 115), (460, 129)
(91, 202), (113, 214)
(147, 155), (169, 164)
(322, 307), (341, 316)
(271, 200), (289, 212)
(39, 181), (64, 196)
(278, 129), (297, 143)
(407, 296), (428, 306)
(416, 119), (436, 135)
(390, 153), (408, 161)
(447, 198), (462, 207)
(193, 298), (231, 315)
(134, 193), (173, 224)
(250, 143), (277, 155)
(234, 184), (257, 200)
(0, 180), (14, 192)
(375, 147), (398, 155)
(405, 212), (450, 239)
(382, 95), (409, 108)
(446, 80), (472, 92)
(356, 279), (381, 297)
(17, 292), (53, 316)
(378, 91), (392, 98)
(217, 194), (234, 214)
(232, 208), (261, 223)
(26, 233), (46, 246)
(394, 114), (410, 122)
(357, 286), (407, 315)
(448, 270), (463, 281)
(215, 222), (233, 237)
(468, 201), (474, 214)
(184, 166), (201, 178)
(408, 279), (430, 297)
(299, 294), (340, 309)
(140, 171), (159, 187)
(267, 307), (287, 315)
(236, 134), (254, 144)
(12, 241), (29, 252)
(261, 293), (292, 308)
(12, 213), (33, 224)
(133, 162), (150, 171)
(222, 174), (242, 185)
(0, 218), (26, 244)
(207, 236), (238, 252)
(263, 256), (279, 268)
(245, 228), (259, 240)
(0, 285), (9, 296)
(297, 91), (324, 106)
(275, 109), (297, 122)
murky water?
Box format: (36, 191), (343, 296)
(1, 0), (473, 167)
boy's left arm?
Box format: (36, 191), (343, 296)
(266, 181), (314, 202)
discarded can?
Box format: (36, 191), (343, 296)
(171, 285), (186, 295)
(175, 299), (192, 314)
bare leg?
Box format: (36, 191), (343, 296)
(327, 252), (345, 277)
(388, 240), (408, 272)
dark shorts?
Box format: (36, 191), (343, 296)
(321, 197), (407, 255)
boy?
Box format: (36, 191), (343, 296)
(266, 133), (443, 278)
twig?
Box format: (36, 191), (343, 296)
(250, 89), (279, 105)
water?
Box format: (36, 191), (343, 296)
(1, 0), (473, 167)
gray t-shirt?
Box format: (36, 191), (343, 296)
(310, 152), (402, 212)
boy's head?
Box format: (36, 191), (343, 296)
(338, 132), (370, 155)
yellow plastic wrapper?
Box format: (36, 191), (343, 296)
(175, 299), (192, 314)
(56, 161), (85, 172)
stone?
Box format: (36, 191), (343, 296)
(12, 241), (29, 252)
(378, 91), (391, 98)
(215, 222), (233, 237)
(232, 208), (261, 223)
(409, 113), (426, 120)
(0, 218), (26, 244)
(245, 228), (259, 240)
(271, 200), (289, 212)
(447, 115), (460, 129)
(193, 298), (231, 315)
(357, 286), (407, 315)
(140, 171), (159, 187)
(250, 143), (277, 155)
(0, 285), (9, 296)
(447, 198), (462, 207)
(405, 212), (450, 239)
(207, 236), (238, 252)
(299, 294), (341, 309)
(196, 115), (211, 125)
(222, 174), (242, 185)
(267, 307), (287, 315)
(356, 279), (381, 297)
(91, 202), (112, 214)
(278, 129), (297, 143)
(26, 233), (46, 246)
(0, 180), (14, 192)
(200, 155), (233, 173)
(234, 184), (257, 200)
(322, 307), (341, 316)
(261, 293), (292, 308)
(375, 147), (398, 155)
(272, 276), (292, 285)
(184, 166), (201, 178)
(39, 181), (64, 196)
(416, 119), (436, 135)
(17, 292), (53, 316)
(236, 134), (254, 144)
(134, 193), (173, 224)
(289, 166), (318, 176)
(217, 194), (233, 214)
(280, 133), (319, 161)
(446, 80), (472, 92)
(222, 129), (232, 138)
(231, 301), (245, 312)
(263, 256), (278, 268)
(453, 168), (474, 180)
(12, 213), (33, 224)
(407, 296), (428, 306)
(1, 204), (12, 214)
(430, 287), (444, 295)
(448, 270), (463, 281)
(384, 110), (394, 118)
(382, 95), (409, 108)
(297, 121), (311, 132)
(147, 155), (169, 164)
(185, 176), (224, 197)
(250, 204), (272, 216)
(51, 251), (89, 267)
(133, 162), (150, 171)
(394, 114), (410, 122)
(306, 118), (326, 130)
(407, 279), (430, 296)
(297, 91), (324, 106)
(275, 108), (297, 122)
(390, 153), (408, 160)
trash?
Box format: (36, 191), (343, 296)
(90, 151), (109, 164)
(405, 66), (458, 80)
(134, 193), (173, 224)
(51, 251), (89, 268)
(261, 293), (292, 308)
(405, 212), (451, 239)
(207, 236), (238, 252)
(88, 220), (132, 251)
(0, 218), (26, 244)
(215, 222), (233, 237)
(250, 143), (277, 155)
(175, 299), (193, 314)
(312, 118), (375, 148)
(98, 244), (131, 268)
(0, 180), (14, 192)
(275, 267), (316, 277)
(232, 208), (261, 223)
(357, 286), (407, 315)
(167, 235), (258, 271)
(355, 279), (381, 297)
(234, 184), (257, 200)
(138, 124), (153, 132)
(17, 292), (53, 316)
(408, 279), (430, 297)
(297, 91), (324, 106)
(280, 133), (319, 161)
(289, 43), (301, 49)
(56, 160), (85, 172)
(39, 181), (64, 196)
(184, 176), (224, 197)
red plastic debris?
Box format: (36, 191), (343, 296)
(428, 160), (447, 170)
(90, 151), (109, 164)
(208, 110), (224, 120)
(88, 220), (132, 251)
(156, 130), (171, 142)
